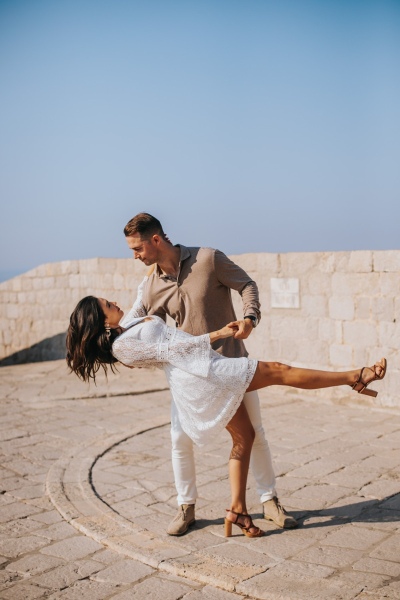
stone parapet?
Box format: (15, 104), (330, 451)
(0, 251), (398, 406)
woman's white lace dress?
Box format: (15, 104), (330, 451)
(112, 278), (258, 446)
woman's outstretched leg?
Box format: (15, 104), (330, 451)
(246, 359), (386, 394)
(224, 402), (263, 537)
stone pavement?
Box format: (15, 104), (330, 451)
(0, 360), (400, 600)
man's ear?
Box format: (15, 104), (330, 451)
(151, 234), (164, 246)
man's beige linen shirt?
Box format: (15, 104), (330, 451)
(140, 245), (261, 359)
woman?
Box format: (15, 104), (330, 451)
(66, 291), (387, 539)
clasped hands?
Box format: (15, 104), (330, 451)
(210, 319), (253, 343)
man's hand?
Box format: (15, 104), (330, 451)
(232, 318), (254, 340)
(209, 322), (239, 343)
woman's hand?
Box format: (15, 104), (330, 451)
(209, 322), (239, 344)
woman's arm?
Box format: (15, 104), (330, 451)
(209, 323), (238, 344)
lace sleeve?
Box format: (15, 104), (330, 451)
(120, 277), (148, 326)
(168, 332), (211, 378)
(111, 334), (160, 369)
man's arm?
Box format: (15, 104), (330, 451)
(213, 250), (261, 340)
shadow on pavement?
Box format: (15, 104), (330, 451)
(0, 332), (66, 366)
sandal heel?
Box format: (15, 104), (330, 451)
(360, 388), (378, 398)
(224, 518), (232, 537)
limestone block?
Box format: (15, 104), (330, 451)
(255, 252), (279, 274)
(17, 292), (28, 304)
(343, 322), (378, 347)
(230, 253), (259, 276)
(355, 297), (370, 320)
(330, 344), (353, 367)
(379, 273), (399, 295)
(98, 273), (114, 289)
(77, 273), (96, 289)
(297, 339), (329, 366)
(11, 278), (22, 291)
(301, 295), (328, 317)
(32, 263), (48, 277)
(395, 298), (400, 320)
(32, 277), (43, 290)
(378, 321), (400, 347)
(6, 304), (19, 319)
(31, 319), (45, 333)
(278, 339), (300, 362)
(332, 272), (380, 295)
(21, 319), (32, 333)
(42, 276), (55, 290)
(329, 296), (355, 320)
(270, 317), (319, 341)
(279, 251), (318, 275)
(303, 272), (332, 295)
(21, 277), (33, 291)
(97, 258), (120, 274)
(60, 260), (80, 275)
(372, 297), (394, 322)
(1, 291), (18, 303)
(373, 250), (400, 272)
(113, 272), (125, 290)
(3, 329), (13, 345)
(51, 275), (67, 289)
(348, 251), (373, 273)
(114, 258), (130, 273)
(25, 291), (36, 303)
(69, 274), (81, 289)
(353, 345), (368, 368)
(319, 252), (336, 273)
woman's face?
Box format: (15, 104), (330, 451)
(98, 298), (123, 328)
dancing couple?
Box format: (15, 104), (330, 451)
(67, 213), (387, 538)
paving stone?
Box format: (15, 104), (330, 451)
(321, 526), (389, 550)
(5, 553), (65, 576)
(360, 479), (400, 499)
(40, 536), (104, 560)
(45, 579), (120, 599)
(32, 521), (78, 541)
(111, 576), (195, 599)
(91, 548), (123, 564)
(236, 560), (344, 600)
(30, 510), (64, 525)
(291, 544), (362, 568)
(369, 534), (400, 561)
(31, 559), (102, 590)
(0, 501), (42, 523)
(352, 557), (400, 577)
(90, 558), (154, 584)
(182, 585), (243, 599)
(0, 535), (48, 558)
(0, 516), (45, 537)
(0, 582), (50, 599)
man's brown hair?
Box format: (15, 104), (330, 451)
(123, 213), (165, 239)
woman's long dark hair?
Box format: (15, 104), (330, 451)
(66, 296), (118, 383)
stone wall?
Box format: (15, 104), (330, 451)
(1, 251), (399, 407)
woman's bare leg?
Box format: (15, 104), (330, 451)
(225, 402), (261, 534)
(246, 361), (385, 393)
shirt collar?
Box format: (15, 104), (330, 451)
(156, 244), (191, 278)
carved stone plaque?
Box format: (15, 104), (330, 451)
(270, 278), (300, 309)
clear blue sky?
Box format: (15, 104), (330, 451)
(1, 0), (399, 282)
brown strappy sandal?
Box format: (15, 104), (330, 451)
(224, 510), (264, 538)
(352, 358), (387, 397)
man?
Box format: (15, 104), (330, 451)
(122, 213), (297, 535)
